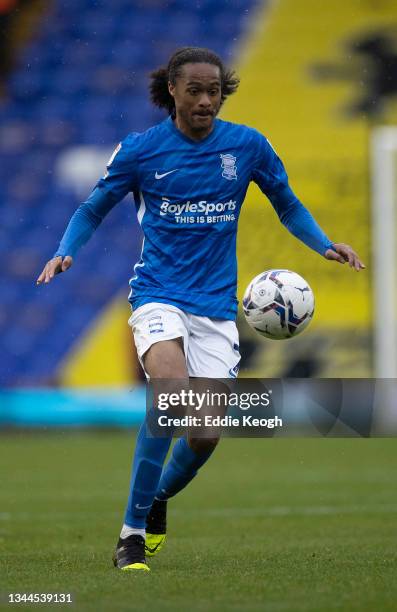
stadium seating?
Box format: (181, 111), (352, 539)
(0, 0), (260, 386)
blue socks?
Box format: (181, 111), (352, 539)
(155, 438), (215, 501)
(124, 419), (173, 528)
(124, 420), (217, 528)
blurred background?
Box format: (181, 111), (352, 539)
(1, 0), (397, 428)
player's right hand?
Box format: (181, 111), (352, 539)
(36, 255), (73, 285)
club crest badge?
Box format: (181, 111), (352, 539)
(220, 153), (237, 180)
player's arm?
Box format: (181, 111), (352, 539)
(269, 186), (364, 270)
(252, 132), (365, 271)
(37, 136), (138, 284)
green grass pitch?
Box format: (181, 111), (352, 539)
(1, 432), (396, 611)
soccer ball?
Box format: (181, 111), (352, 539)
(242, 270), (314, 340)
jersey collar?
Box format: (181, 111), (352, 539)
(165, 115), (220, 145)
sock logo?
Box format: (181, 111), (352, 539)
(135, 503), (152, 510)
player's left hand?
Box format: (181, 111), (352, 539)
(324, 243), (365, 271)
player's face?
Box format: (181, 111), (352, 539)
(169, 63), (222, 139)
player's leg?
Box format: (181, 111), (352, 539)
(113, 304), (189, 571)
(153, 376), (226, 506)
(146, 316), (240, 556)
(122, 338), (188, 529)
(145, 433), (219, 557)
(155, 316), (240, 501)
(147, 381), (225, 540)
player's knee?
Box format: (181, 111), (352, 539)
(144, 338), (187, 379)
(188, 437), (220, 455)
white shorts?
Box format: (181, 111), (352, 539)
(128, 302), (241, 379)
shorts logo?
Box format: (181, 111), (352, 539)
(220, 153), (237, 180)
(148, 315), (164, 334)
(229, 360), (240, 378)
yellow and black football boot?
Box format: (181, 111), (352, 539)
(112, 534), (150, 572)
(145, 499), (167, 557)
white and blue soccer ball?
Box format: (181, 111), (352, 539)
(243, 270), (314, 340)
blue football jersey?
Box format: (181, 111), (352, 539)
(55, 116), (333, 320)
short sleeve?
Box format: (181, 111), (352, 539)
(251, 131), (289, 197)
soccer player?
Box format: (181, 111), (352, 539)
(37, 47), (365, 572)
